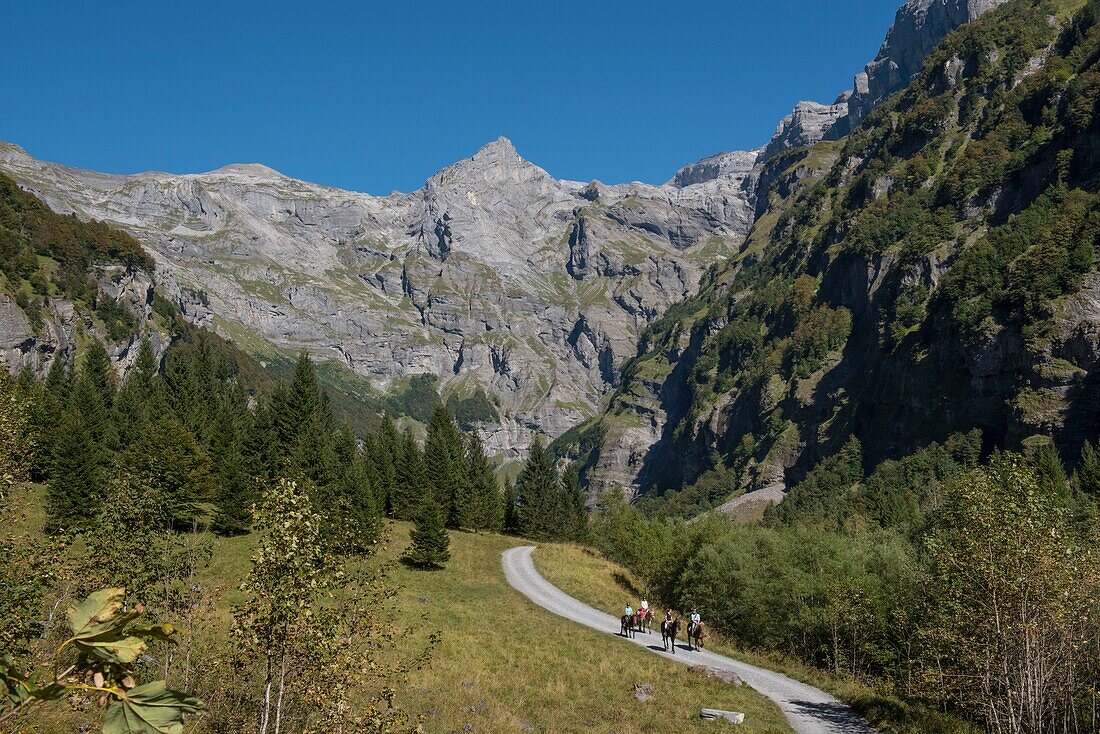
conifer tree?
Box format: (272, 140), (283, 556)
(210, 389), (254, 535)
(404, 499), (450, 569)
(461, 432), (502, 532)
(374, 414), (399, 515)
(45, 408), (104, 533)
(392, 427), (426, 520)
(245, 400), (281, 481)
(74, 345), (120, 454)
(502, 478), (519, 534)
(1075, 439), (1100, 498)
(27, 359), (67, 480)
(514, 438), (561, 539)
(424, 404), (458, 519)
(329, 426), (380, 549)
(114, 337), (158, 446)
(1033, 442), (1069, 501)
(561, 464), (589, 540)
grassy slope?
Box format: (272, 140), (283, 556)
(378, 524), (792, 733)
(8, 483), (790, 734)
(533, 544), (979, 734)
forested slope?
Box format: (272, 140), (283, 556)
(563, 0), (1100, 502)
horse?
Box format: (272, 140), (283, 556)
(661, 617), (679, 654)
(687, 620), (705, 651)
(620, 613), (638, 639)
(638, 607), (654, 634)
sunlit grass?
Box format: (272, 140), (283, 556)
(533, 543), (980, 734)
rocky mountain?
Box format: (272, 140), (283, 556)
(0, 138), (758, 457)
(561, 0), (1099, 504)
(0, 0), (1014, 463)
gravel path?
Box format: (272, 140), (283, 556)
(502, 545), (876, 734)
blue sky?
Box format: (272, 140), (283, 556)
(0, 1), (900, 194)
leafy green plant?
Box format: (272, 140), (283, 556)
(0, 588), (203, 733)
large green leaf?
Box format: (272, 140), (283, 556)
(68, 588), (126, 637)
(102, 681), (204, 734)
(76, 635), (148, 664)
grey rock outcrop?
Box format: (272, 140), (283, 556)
(0, 138), (754, 457)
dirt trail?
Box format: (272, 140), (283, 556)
(502, 545), (876, 734)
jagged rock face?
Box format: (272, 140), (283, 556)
(760, 101), (848, 162)
(844, 0), (1009, 130)
(0, 264), (167, 380)
(0, 138), (753, 457)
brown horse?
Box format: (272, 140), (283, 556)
(687, 621), (706, 651)
(639, 607), (654, 634)
(661, 617), (680, 653)
(620, 613), (638, 639)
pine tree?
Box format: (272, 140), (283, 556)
(75, 345), (120, 455)
(424, 405), (459, 521)
(245, 400), (281, 480)
(560, 464), (588, 540)
(514, 438), (562, 539)
(45, 409), (104, 533)
(1075, 439), (1100, 498)
(210, 389), (254, 535)
(404, 499), (450, 569)
(114, 337), (158, 447)
(329, 426), (380, 549)
(392, 427), (426, 520)
(503, 478), (519, 534)
(1033, 442), (1069, 501)
(461, 432), (502, 532)
(374, 414), (399, 515)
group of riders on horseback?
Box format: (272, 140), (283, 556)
(620, 599), (705, 654)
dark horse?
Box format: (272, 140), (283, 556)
(687, 621), (705, 651)
(620, 613), (638, 639)
(661, 617), (679, 653)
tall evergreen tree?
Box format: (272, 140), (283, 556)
(45, 408), (103, 533)
(120, 417), (212, 530)
(1033, 442), (1069, 501)
(1075, 439), (1100, 498)
(460, 432), (502, 532)
(374, 414), (399, 515)
(424, 405), (461, 522)
(560, 464), (588, 541)
(514, 438), (562, 539)
(502, 478), (519, 534)
(114, 337), (158, 446)
(392, 427), (426, 520)
(404, 499), (450, 569)
(210, 388), (254, 535)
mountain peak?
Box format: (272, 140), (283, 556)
(212, 162), (283, 178)
(475, 136), (517, 158)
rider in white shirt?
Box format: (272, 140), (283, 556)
(690, 608), (701, 631)
(639, 598), (650, 617)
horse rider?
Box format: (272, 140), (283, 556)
(689, 608), (702, 636)
(639, 597), (650, 619)
(624, 603), (634, 619)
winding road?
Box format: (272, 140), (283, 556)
(502, 546), (875, 734)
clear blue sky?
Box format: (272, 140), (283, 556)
(0, 1), (900, 194)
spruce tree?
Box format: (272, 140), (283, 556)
(114, 337), (158, 446)
(45, 409), (103, 533)
(392, 427), (426, 520)
(1075, 440), (1100, 498)
(561, 464), (588, 540)
(461, 432), (503, 532)
(1033, 442), (1069, 501)
(424, 405), (459, 521)
(210, 389), (254, 535)
(514, 438), (561, 539)
(404, 499), (450, 569)
(374, 414), (399, 516)
(502, 478), (519, 534)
